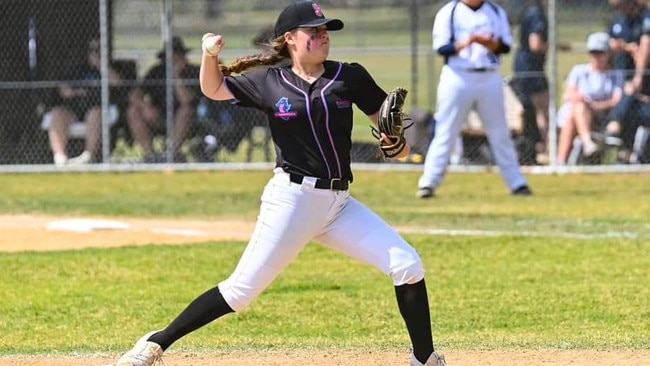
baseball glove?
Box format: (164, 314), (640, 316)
(371, 87), (412, 158)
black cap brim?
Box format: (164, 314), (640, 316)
(298, 18), (344, 31)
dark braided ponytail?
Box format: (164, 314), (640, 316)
(219, 36), (290, 76)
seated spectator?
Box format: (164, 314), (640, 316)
(46, 37), (121, 166)
(127, 36), (200, 163)
(605, 0), (650, 161)
(556, 32), (624, 164)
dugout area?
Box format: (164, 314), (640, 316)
(0, 0), (114, 164)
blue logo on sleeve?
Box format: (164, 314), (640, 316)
(274, 97), (298, 121)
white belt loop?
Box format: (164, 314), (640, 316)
(300, 176), (317, 191)
(273, 168), (292, 186)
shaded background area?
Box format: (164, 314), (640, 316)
(0, 0), (639, 167)
(0, 0), (102, 164)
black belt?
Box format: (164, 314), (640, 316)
(466, 67), (490, 72)
(289, 174), (349, 191)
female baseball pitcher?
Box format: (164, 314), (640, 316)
(115, 2), (446, 366)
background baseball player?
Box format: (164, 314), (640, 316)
(417, 0), (532, 198)
(115, 2), (446, 366)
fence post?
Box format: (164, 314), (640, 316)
(99, 0), (111, 166)
(548, 0), (558, 169)
(410, 0), (419, 109)
(163, 0), (174, 163)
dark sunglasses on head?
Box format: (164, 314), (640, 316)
(589, 50), (606, 55)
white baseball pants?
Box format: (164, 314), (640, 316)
(219, 169), (425, 311)
(418, 65), (528, 191)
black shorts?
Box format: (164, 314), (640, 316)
(61, 95), (100, 120)
(510, 76), (549, 100)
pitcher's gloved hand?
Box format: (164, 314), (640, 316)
(371, 87), (412, 158)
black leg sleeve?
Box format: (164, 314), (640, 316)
(395, 279), (435, 365)
(148, 285), (234, 351)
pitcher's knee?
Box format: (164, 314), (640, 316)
(218, 280), (261, 312)
(391, 259), (425, 286)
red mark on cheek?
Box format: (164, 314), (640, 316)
(307, 34), (320, 52)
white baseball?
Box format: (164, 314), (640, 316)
(202, 34), (222, 56)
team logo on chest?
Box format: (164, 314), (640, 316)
(274, 97), (298, 121)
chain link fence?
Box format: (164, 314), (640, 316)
(0, 0), (648, 171)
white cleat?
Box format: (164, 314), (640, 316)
(410, 351), (447, 366)
(116, 330), (163, 366)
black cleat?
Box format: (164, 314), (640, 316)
(512, 185), (533, 196)
(416, 187), (435, 199)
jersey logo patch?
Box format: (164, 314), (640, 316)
(274, 97), (298, 121)
(336, 99), (351, 109)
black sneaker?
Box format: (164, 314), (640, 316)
(592, 132), (623, 147)
(143, 153), (165, 164)
(512, 185), (533, 196)
(416, 187), (435, 199)
(173, 152), (188, 163)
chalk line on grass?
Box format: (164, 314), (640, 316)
(398, 227), (642, 240)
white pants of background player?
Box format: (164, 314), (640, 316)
(219, 168), (425, 311)
(418, 65), (528, 191)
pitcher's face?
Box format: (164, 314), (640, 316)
(288, 25), (330, 63)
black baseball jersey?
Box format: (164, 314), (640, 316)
(58, 62), (119, 119)
(224, 60), (387, 182)
(143, 63), (201, 110)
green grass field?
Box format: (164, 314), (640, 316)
(0, 171), (649, 357)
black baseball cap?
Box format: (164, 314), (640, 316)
(273, 1), (344, 38)
(157, 36), (190, 59)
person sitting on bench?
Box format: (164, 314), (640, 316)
(46, 37), (121, 166)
